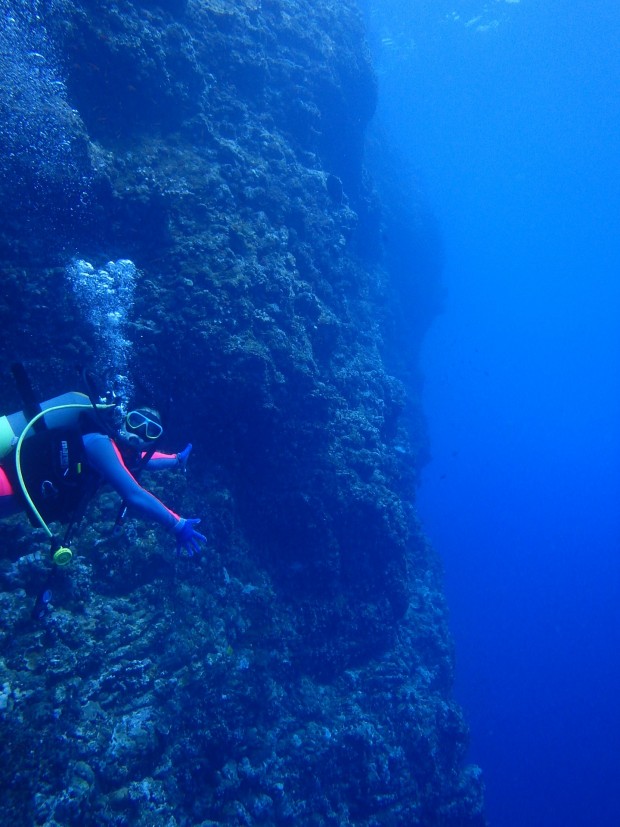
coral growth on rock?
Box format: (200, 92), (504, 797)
(0, 1), (486, 824)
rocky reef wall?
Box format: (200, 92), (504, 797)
(0, 1), (486, 824)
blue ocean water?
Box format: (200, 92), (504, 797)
(367, 1), (620, 825)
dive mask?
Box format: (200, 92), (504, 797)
(125, 408), (163, 442)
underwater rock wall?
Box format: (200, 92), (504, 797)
(0, 1), (486, 824)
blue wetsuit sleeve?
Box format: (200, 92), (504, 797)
(83, 433), (180, 532)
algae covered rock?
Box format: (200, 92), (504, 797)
(0, 1), (486, 824)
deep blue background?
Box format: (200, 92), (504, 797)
(366, 2), (620, 825)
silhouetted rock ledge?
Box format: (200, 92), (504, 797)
(0, 1), (486, 824)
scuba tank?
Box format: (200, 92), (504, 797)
(0, 391), (95, 459)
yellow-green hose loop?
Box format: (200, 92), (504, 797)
(14, 402), (114, 538)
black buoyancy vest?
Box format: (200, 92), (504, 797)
(9, 427), (96, 526)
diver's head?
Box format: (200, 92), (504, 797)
(117, 406), (163, 450)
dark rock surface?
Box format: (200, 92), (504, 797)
(0, 1), (486, 824)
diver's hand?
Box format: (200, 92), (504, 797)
(177, 443), (193, 472)
(174, 517), (206, 556)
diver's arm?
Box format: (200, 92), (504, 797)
(82, 433), (180, 531)
(142, 443), (192, 471)
(143, 451), (179, 470)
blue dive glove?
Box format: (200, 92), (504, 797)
(177, 443), (193, 472)
(174, 518), (206, 556)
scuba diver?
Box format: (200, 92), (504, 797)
(0, 365), (206, 570)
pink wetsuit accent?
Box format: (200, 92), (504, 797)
(0, 466), (15, 497)
(0, 466), (20, 518)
